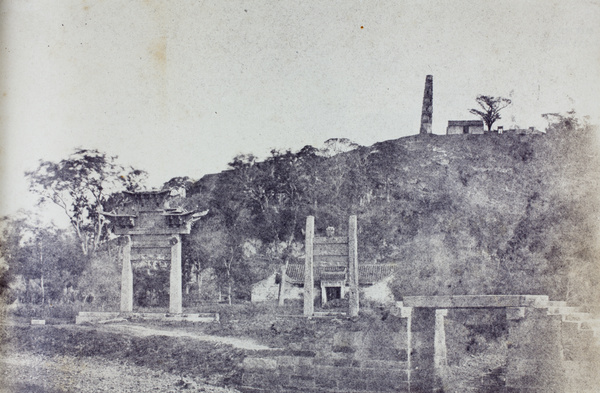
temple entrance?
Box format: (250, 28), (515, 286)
(302, 215), (359, 317)
(325, 286), (341, 302)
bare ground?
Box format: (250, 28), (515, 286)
(0, 352), (240, 393)
(1, 320), (256, 393)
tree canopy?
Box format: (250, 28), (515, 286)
(25, 148), (147, 255)
(469, 95), (512, 131)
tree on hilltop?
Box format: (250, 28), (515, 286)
(25, 148), (147, 256)
(469, 95), (512, 131)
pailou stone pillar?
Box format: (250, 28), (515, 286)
(434, 309), (448, 373)
(120, 236), (133, 313)
(103, 190), (206, 314)
(303, 216), (315, 317)
(348, 215), (359, 317)
(169, 235), (182, 314)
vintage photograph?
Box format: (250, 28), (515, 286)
(1, 1), (599, 392)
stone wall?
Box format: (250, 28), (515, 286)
(239, 314), (410, 393)
(238, 296), (600, 392)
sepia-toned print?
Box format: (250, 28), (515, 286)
(1, 1), (599, 392)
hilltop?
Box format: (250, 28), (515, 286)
(179, 115), (600, 307)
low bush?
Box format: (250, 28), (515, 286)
(6, 302), (86, 320)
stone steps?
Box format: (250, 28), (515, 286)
(540, 300), (600, 349)
(580, 319), (600, 331)
(547, 306), (582, 315)
(550, 305), (600, 348)
(547, 300), (568, 308)
(563, 312), (592, 322)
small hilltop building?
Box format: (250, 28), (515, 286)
(446, 120), (485, 135)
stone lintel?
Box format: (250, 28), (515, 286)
(403, 295), (549, 308)
(313, 236), (348, 244)
(114, 227), (193, 236)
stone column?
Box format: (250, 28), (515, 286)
(278, 263), (287, 306)
(505, 307), (566, 392)
(120, 235), (133, 313)
(169, 235), (182, 314)
(304, 216), (314, 317)
(348, 215), (359, 317)
(410, 307), (443, 392)
(419, 75), (433, 134)
(400, 304), (413, 386)
(434, 309), (448, 375)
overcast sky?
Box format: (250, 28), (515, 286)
(1, 0), (599, 220)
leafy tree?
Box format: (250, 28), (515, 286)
(182, 228), (214, 301)
(469, 95), (512, 131)
(25, 149), (147, 255)
(318, 138), (360, 158)
(161, 176), (195, 197)
(0, 213), (82, 303)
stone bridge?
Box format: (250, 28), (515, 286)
(239, 295), (600, 392)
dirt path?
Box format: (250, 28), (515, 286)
(93, 323), (274, 351)
(0, 352), (240, 393)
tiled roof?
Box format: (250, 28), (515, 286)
(447, 120), (484, 127)
(284, 263), (397, 285)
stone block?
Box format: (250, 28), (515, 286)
(297, 356), (314, 366)
(367, 377), (410, 392)
(242, 357), (277, 371)
(290, 350), (316, 357)
(403, 295), (548, 308)
(76, 312), (121, 324)
(363, 368), (409, 383)
(338, 375), (368, 391)
(242, 371), (282, 389)
(332, 345), (355, 353)
(332, 358), (353, 367)
(313, 236), (348, 244)
(295, 365), (314, 377)
(286, 375), (315, 390)
(314, 375), (338, 389)
(314, 365), (349, 381)
(276, 356), (299, 369)
(313, 354), (347, 366)
(360, 359), (409, 370)
(313, 243), (348, 256)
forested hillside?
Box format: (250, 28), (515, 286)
(180, 114), (600, 307)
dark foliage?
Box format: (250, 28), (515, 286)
(185, 114), (599, 305)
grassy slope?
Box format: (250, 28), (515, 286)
(187, 126), (600, 305)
